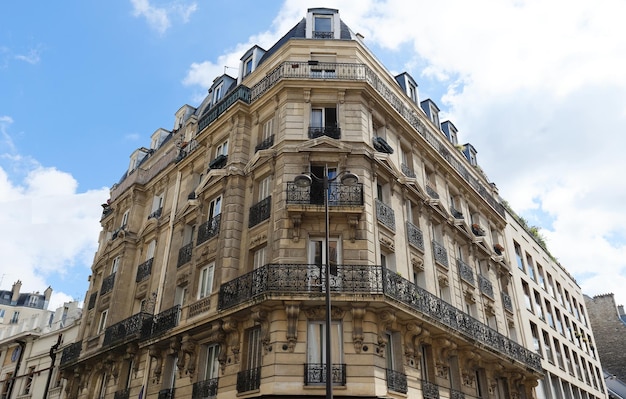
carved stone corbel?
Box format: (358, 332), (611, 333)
(376, 310), (396, 355)
(348, 216), (359, 242)
(223, 319), (240, 365)
(285, 302), (300, 352)
(181, 334), (198, 380)
(251, 307), (270, 354)
(303, 89), (311, 103)
(149, 346), (163, 383)
(403, 322), (423, 365)
(351, 304), (366, 353)
(291, 214), (302, 242)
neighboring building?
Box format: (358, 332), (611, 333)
(506, 216), (607, 398)
(0, 301), (81, 399)
(585, 293), (626, 382)
(0, 280), (52, 327)
(59, 7), (613, 399)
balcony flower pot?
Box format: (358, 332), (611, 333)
(493, 243), (504, 255)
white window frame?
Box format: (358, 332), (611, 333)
(244, 57), (253, 77)
(314, 15), (332, 34)
(208, 196), (222, 220)
(201, 344), (220, 381)
(98, 310), (108, 334)
(307, 320), (343, 365)
(198, 263), (215, 299)
(215, 140), (228, 157)
(308, 237), (341, 290)
(259, 176), (272, 201)
(28, 296), (39, 307)
(146, 240), (156, 260)
(262, 118), (273, 141)
(151, 193), (164, 213)
(121, 209), (130, 228)
(253, 246), (266, 270)
(111, 256), (121, 274)
(213, 83), (224, 103)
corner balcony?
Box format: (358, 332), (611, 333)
(286, 182), (363, 207)
(218, 264), (542, 373)
(197, 214), (221, 245)
(60, 341), (82, 366)
(103, 312), (152, 348)
(304, 363), (346, 386)
(141, 305), (181, 341)
(308, 125), (341, 139)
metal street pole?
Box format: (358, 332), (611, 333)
(323, 164), (333, 399)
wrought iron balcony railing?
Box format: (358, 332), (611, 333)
(136, 258), (153, 283)
(313, 30), (333, 39)
(237, 367), (261, 393)
(286, 182), (364, 206)
(103, 312), (152, 347)
(141, 305), (180, 341)
(308, 126), (341, 139)
(304, 363), (346, 386)
(148, 207), (162, 220)
(208, 154), (228, 170)
(60, 342), (82, 365)
(249, 196), (271, 228)
(218, 264), (542, 372)
(425, 184), (440, 200)
(401, 163), (416, 178)
(386, 368), (408, 394)
(406, 221), (425, 251)
(478, 274), (494, 299)
(375, 199), (395, 231)
(457, 259), (474, 285)
(114, 388), (130, 399)
(422, 381), (440, 399)
(101, 273), (116, 295)
(157, 388), (175, 399)
(451, 388), (466, 399)
(254, 134), (274, 152)
(177, 243), (193, 268)
(450, 205), (464, 219)
(198, 85), (250, 132)
(87, 291), (97, 310)
(432, 241), (449, 268)
(197, 214), (221, 245)
(502, 292), (514, 313)
(192, 378), (218, 399)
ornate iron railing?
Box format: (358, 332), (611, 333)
(313, 31), (333, 39)
(286, 182), (364, 206)
(236, 367), (261, 393)
(426, 184), (439, 200)
(304, 363), (346, 386)
(136, 258), (153, 283)
(217, 264), (541, 372)
(101, 273), (116, 295)
(197, 214), (221, 245)
(422, 380), (440, 399)
(457, 259), (474, 285)
(254, 134), (274, 152)
(219, 264), (384, 310)
(192, 378), (218, 399)
(114, 388), (130, 399)
(386, 369), (408, 394)
(208, 154), (227, 170)
(502, 292), (513, 313)
(103, 312), (152, 347)
(450, 205), (464, 219)
(375, 199), (395, 231)
(198, 85), (250, 132)
(177, 243), (193, 268)
(87, 292), (97, 310)
(451, 388), (466, 399)
(148, 207), (162, 220)
(432, 241), (449, 268)
(60, 342), (82, 365)
(249, 196), (271, 228)
(478, 274), (494, 299)
(401, 163), (416, 178)
(142, 305), (180, 340)
(308, 126), (341, 139)
(406, 221), (424, 251)
(157, 388), (175, 399)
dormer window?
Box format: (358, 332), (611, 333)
(314, 15), (332, 38)
(420, 99), (441, 129)
(213, 82), (224, 103)
(441, 121), (458, 145)
(307, 8), (339, 39)
(244, 57), (253, 77)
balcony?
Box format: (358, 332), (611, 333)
(208, 154), (227, 170)
(457, 259), (474, 285)
(237, 367), (261, 393)
(158, 388), (175, 399)
(471, 223), (485, 236)
(136, 258), (153, 283)
(450, 205), (464, 219)
(192, 378), (218, 399)
(87, 291), (97, 310)
(313, 30), (333, 39)
(254, 134), (274, 152)
(197, 214), (221, 245)
(373, 136), (394, 154)
(401, 163), (416, 178)
(308, 126), (341, 139)
(406, 221), (424, 251)
(376, 199), (395, 231)
(60, 342), (82, 365)
(198, 85), (251, 132)
(177, 243), (193, 268)
(249, 196), (271, 228)
(422, 381), (440, 399)
(451, 389), (466, 399)
(425, 183), (439, 200)
(114, 389), (130, 399)
(217, 264), (542, 373)
(432, 241), (449, 268)
(502, 292), (514, 313)
(101, 273), (116, 295)
(103, 312), (152, 347)
(141, 305), (180, 341)
(386, 368), (408, 394)
(478, 274), (494, 299)
(286, 182), (363, 206)
(304, 363), (346, 386)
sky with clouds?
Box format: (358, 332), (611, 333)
(1, 0), (625, 311)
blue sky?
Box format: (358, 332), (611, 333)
(2, 0), (626, 311)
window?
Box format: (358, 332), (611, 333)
(553, 338), (564, 369)
(542, 330), (553, 363)
(534, 290), (544, 319)
(526, 254), (535, 281)
(97, 373), (108, 399)
(146, 240), (156, 260)
(258, 176), (272, 201)
(307, 320), (343, 371)
(546, 272), (555, 297)
(244, 57), (253, 77)
(253, 246), (266, 270)
(530, 322), (541, 353)
(556, 282), (564, 306)
(213, 83), (224, 103)
(150, 194), (164, 218)
(241, 326), (262, 391)
(121, 209), (130, 228)
(200, 344), (220, 382)
(216, 140), (228, 157)
(198, 263), (215, 299)
(208, 196), (222, 221)
(10, 311), (19, 324)
(310, 107), (338, 138)
(563, 346), (574, 375)
(555, 308), (564, 335)
(408, 82), (417, 103)
(380, 251), (396, 273)
(514, 242), (524, 271)
(98, 310), (108, 334)
(111, 256), (121, 274)
(162, 355), (178, 392)
(545, 300), (555, 328)
(256, 117), (274, 151)
(0, 309), (4, 318)
(537, 264), (546, 289)
(313, 15), (332, 38)
(23, 366), (35, 394)
(522, 282), (532, 311)
(28, 295), (39, 307)
(308, 237), (340, 289)
(122, 359), (134, 390)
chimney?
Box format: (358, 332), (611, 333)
(44, 286), (53, 309)
(11, 280), (22, 305)
(618, 305), (625, 316)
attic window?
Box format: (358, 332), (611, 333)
(244, 57), (253, 77)
(313, 15), (333, 38)
(213, 82), (224, 103)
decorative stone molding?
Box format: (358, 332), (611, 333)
(181, 334), (197, 379)
(285, 302), (300, 352)
(304, 306), (345, 320)
(251, 307), (270, 354)
(351, 304), (366, 353)
(250, 233), (268, 249)
(376, 310), (396, 355)
(379, 234), (395, 252)
(149, 346), (163, 383)
(303, 88), (311, 103)
(464, 288), (476, 304)
(411, 256), (424, 272)
(403, 322), (423, 365)
(291, 214), (302, 242)
(222, 318), (240, 366)
(348, 215), (359, 242)
(437, 273), (449, 287)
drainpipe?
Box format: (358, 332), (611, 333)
(43, 334), (62, 399)
(6, 340), (26, 399)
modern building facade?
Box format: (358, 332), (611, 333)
(57, 7), (606, 399)
(0, 301), (81, 399)
(506, 215), (606, 398)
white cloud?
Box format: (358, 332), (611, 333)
(14, 49), (41, 65)
(130, 0), (198, 34)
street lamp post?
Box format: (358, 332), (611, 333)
(294, 166), (358, 399)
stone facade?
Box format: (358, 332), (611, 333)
(585, 293), (626, 382)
